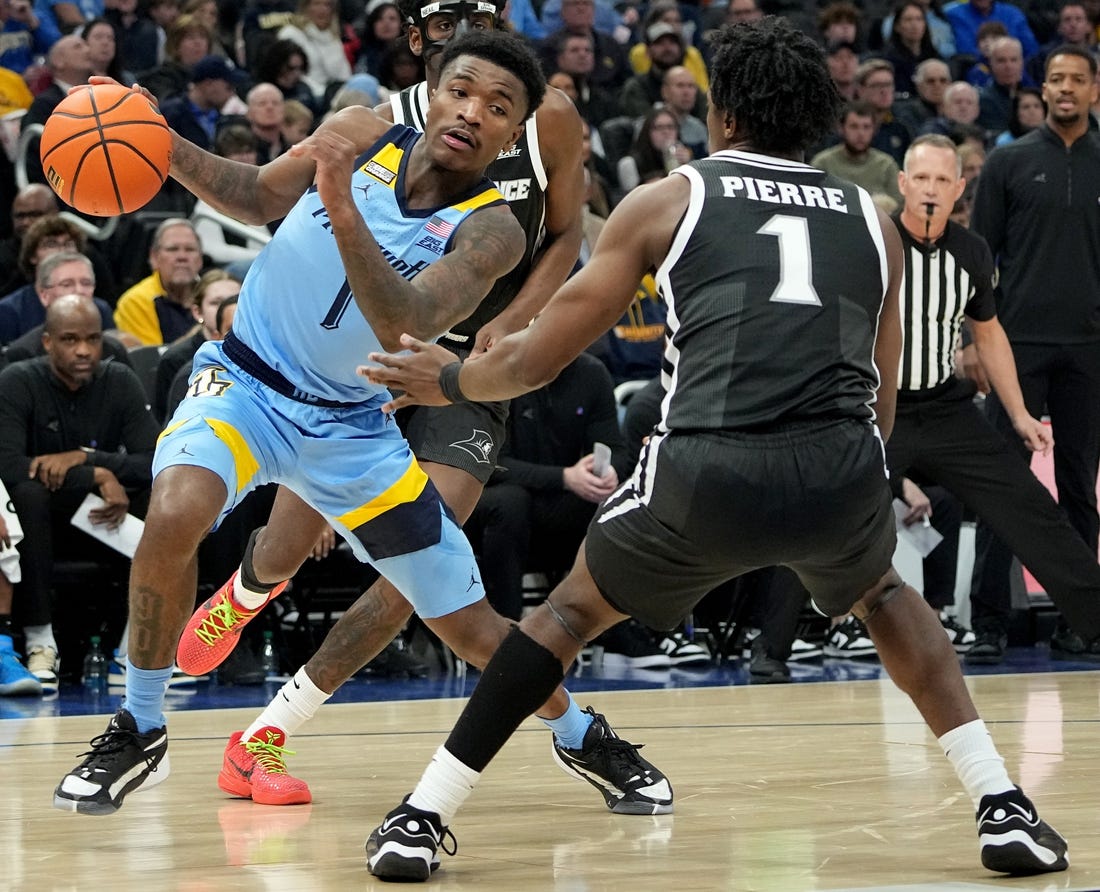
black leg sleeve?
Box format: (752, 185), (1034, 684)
(444, 626), (564, 772)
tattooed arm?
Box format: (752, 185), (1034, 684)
(168, 107), (391, 225)
(307, 123), (525, 352)
(167, 135), (311, 225)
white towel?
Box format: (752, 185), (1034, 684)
(0, 480), (23, 584)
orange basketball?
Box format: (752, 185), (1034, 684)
(40, 83), (172, 217)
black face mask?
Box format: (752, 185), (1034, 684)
(414, 0), (500, 66)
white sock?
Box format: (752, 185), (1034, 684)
(242, 666), (331, 741)
(939, 718), (1015, 808)
(23, 624), (57, 652)
(233, 568), (271, 610)
(407, 745), (481, 826)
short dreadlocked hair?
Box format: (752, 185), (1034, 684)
(708, 18), (841, 156)
(439, 31), (547, 120)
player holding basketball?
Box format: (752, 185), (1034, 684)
(52, 32), (667, 820)
(173, 0), (658, 817)
(359, 19), (1071, 882)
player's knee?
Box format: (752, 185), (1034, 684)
(850, 566), (906, 623)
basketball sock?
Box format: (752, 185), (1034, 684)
(242, 666), (330, 741)
(123, 659), (173, 733)
(939, 718), (1015, 808)
(540, 691), (594, 750)
(445, 625), (564, 772)
(408, 744), (482, 826)
(235, 529), (278, 610)
(23, 623), (57, 652)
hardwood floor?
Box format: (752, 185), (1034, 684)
(3, 671), (1098, 890)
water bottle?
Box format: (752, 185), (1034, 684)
(664, 142), (681, 174)
(83, 635), (108, 693)
(260, 630), (279, 680)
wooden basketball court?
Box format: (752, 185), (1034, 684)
(3, 670), (1098, 890)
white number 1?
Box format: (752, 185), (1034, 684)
(757, 214), (821, 306)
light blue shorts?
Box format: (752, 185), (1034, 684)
(154, 341), (484, 619)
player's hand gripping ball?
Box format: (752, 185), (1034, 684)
(39, 83), (172, 217)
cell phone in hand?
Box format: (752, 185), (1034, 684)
(592, 442), (611, 477)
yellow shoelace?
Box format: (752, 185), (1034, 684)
(194, 596), (255, 646)
(244, 736), (296, 775)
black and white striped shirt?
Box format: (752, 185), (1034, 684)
(892, 214), (996, 393)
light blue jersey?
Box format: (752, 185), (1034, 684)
(156, 124), (506, 618)
(231, 124), (506, 404)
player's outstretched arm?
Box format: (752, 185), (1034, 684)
(364, 174), (688, 407)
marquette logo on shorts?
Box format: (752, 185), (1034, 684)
(46, 167), (64, 193)
(364, 160), (397, 184)
(450, 429), (494, 465)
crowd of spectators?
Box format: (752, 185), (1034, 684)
(2, 0), (1099, 695)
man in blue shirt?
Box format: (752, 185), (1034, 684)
(945, 0), (1038, 60)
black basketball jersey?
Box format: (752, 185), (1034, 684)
(658, 150), (890, 433)
(391, 82), (548, 342)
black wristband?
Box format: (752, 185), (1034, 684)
(438, 361), (469, 403)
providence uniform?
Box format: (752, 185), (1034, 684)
(390, 82), (549, 480)
(587, 150), (897, 628)
(157, 124), (506, 618)
(884, 214), (1100, 641)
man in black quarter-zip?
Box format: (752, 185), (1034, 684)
(965, 44), (1100, 663)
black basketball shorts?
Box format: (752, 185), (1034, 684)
(584, 419), (897, 630)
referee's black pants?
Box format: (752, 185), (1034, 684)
(885, 378), (1100, 640)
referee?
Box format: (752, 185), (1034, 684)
(885, 133), (1100, 663)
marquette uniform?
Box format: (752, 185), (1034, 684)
(391, 82), (549, 481)
(156, 125), (507, 617)
(586, 150), (896, 628)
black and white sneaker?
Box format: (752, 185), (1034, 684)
(552, 707), (673, 815)
(366, 796), (456, 881)
(977, 786), (1068, 875)
(658, 632), (711, 667)
(824, 616), (877, 658)
(52, 708), (169, 815)
(940, 611), (976, 653)
(597, 620), (671, 670)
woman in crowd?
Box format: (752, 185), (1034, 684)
(277, 0), (352, 107)
(355, 0), (402, 79)
(255, 38), (319, 113)
(81, 18), (135, 86)
(994, 87), (1045, 146)
(616, 106), (691, 194)
(881, 0), (942, 96)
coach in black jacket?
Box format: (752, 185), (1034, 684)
(966, 45), (1100, 660)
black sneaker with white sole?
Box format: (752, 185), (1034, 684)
(52, 708), (169, 815)
(366, 796), (456, 881)
(977, 786), (1068, 875)
(552, 707), (673, 815)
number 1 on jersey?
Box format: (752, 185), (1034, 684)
(758, 214), (822, 306)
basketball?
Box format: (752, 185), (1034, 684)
(40, 83), (172, 217)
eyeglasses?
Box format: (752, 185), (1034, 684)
(38, 237), (76, 250)
(864, 80), (894, 90)
(44, 278), (95, 290)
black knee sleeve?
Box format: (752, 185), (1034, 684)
(445, 626), (565, 772)
(239, 528), (277, 593)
